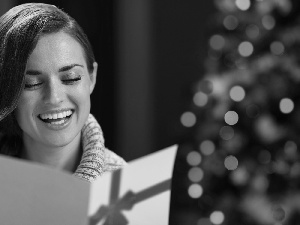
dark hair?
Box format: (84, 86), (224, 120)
(0, 3), (96, 156)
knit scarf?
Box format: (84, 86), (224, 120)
(74, 114), (109, 182)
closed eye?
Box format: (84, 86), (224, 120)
(24, 76), (82, 90)
(62, 77), (81, 84)
(24, 82), (42, 90)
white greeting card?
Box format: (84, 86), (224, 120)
(0, 145), (177, 225)
(88, 145), (177, 225)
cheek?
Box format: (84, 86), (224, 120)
(15, 94), (37, 128)
(70, 85), (91, 126)
(70, 83), (92, 109)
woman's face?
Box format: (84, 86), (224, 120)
(15, 31), (97, 148)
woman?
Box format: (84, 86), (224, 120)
(0, 3), (126, 182)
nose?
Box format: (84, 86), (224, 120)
(43, 79), (64, 105)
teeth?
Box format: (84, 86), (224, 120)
(50, 120), (65, 125)
(40, 110), (72, 120)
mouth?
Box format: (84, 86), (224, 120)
(38, 109), (74, 125)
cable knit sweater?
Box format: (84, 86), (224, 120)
(74, 114), (126, 182)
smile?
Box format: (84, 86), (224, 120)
(38, 109), (73, 125)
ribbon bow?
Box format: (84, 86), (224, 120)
(89, 170), (171, 225)
(89, 191), (136, 225)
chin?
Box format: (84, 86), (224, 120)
(42, 131), (81, 148)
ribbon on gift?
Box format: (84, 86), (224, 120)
(89, 169), (172, 225)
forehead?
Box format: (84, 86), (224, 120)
(26, 31), (86, 70)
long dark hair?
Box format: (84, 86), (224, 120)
(0, 3), (96, 156)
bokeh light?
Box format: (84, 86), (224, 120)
(224, 111), (239, 125)
(284, 141), (297, 158)
(274, 160), (289, 175)
(193, 91), (208, 107)
(279, 98), (294, 114)
(272, 205), (286, 221)
(210, 34), (226, 50)
(230, 167), (249, 185)
(210, 211), (225, 225)
(246, 24), (260, 39)
(181, 112), (197, 127)
(199, 79), (214, 94)
(224, 155), (238, 170)
(230, 85), (246, 102)
(262, 15), (275, 30)
(188, 167), (204, 182)
(235, 58), (247, 70)
(238, 41), (254, 57)
(187, 151), (202, 166)
(252, 174), (269, 192)
(210, 77), (227, 96)
(188, 184), (203, 198)
(170, 0), (300, 223)
(270, 41), (285, 55)
(223, 15), (238, 30)
(220, 126), (235, 140)
(200, 140), (215, 155)
(235, 0), (251, 11)
(290, 163), (300, 177)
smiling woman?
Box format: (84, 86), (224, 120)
(0, 3), (126, 182)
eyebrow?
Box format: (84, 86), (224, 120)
(25, 64), (84, 75)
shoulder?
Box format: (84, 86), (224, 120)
(74, 148), (126, 182)
(103, 148), (127, 173)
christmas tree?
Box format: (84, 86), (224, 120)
(172, 0), (300, 224)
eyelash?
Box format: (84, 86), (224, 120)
(24, 77), (82, 90)
(62, 77), (82, 84)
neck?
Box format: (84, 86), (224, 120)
(21, 133), (82, 173)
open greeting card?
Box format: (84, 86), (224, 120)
(0, 145), (177, 225)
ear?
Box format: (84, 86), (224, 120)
(89, 62), (98, 94)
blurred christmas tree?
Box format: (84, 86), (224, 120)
(171, 0), (300, 224)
